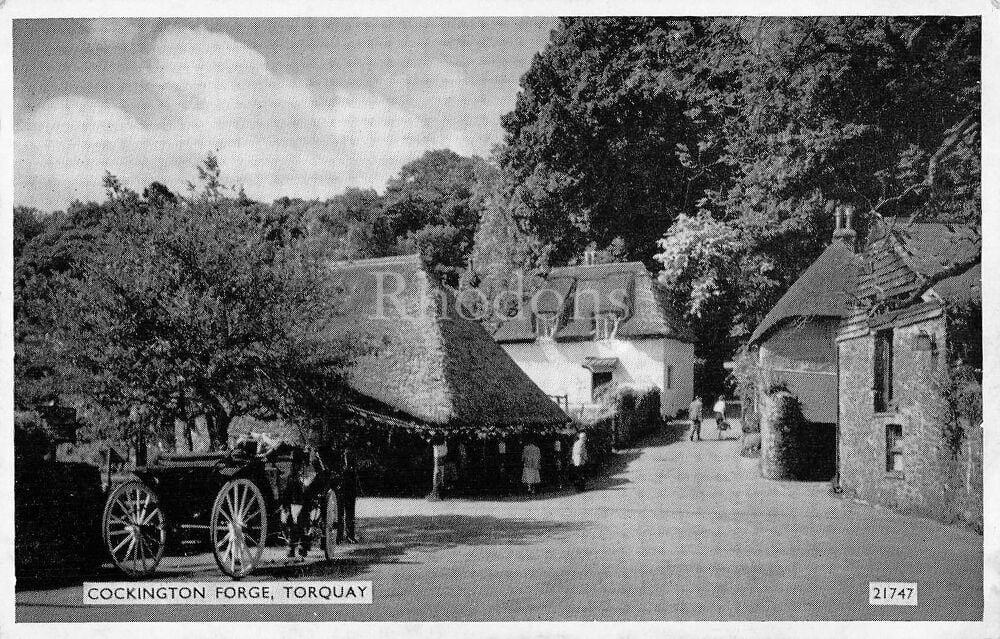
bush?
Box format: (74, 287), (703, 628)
(611, 385), (662, 448)
(570, 419), (613, 471)
(581, 385), (663, 449)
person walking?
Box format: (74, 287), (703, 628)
(571, 431), (588, 491)
(521, 438), (542, 494)
(713, 395), (728, 440)
(689, 396), (704, 441)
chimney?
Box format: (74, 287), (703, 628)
(833, 205), (857, 252)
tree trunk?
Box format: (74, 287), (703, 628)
(184, 418), (195, 452)
(205, 397), (231, 451)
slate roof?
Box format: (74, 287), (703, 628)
(929, 262), (981, 306)
(750, 220), (981, 345)
(859, 221), (980, 303)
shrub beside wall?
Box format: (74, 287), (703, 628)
(759, 390), (836, 480)
(601, 385), (663, 448)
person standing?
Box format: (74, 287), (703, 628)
(336, 444), (359, 544)
(553, 437), (564, 489)
(571, 432), (588, 491)
(689, 396), (704, 441)
(429, 434), (448, 500)
(713, 395), (728, 439)
(521, 438), (542, 494)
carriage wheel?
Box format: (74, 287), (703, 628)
(103, 480), (167, 577)
(211, 478), (268, 579)
(323, 489), (339, 561)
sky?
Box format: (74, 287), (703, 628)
(13, 17), (557, 212)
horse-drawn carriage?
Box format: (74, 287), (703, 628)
(102, 440), (340, 579)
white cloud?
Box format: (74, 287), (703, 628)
(87, 18), (149, 50)
(17, 25), (470, 210)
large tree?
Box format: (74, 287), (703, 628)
(383, 149), (485, 285)
(36, 159), (357, 449)
(487, 16), (980, 395)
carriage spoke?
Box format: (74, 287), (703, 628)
(140, 506), (162, 526)
(241, 502), (260, 524)
(140, 527), (161, 549)
(240, 540), (253, 568)
(136, 534), (148, 572)
(236, 486), (251, 523)
(224, 489), (237, 520)
(112, 533), (132, 556)
(132, 487), (141, 522)
(124, 536), (136, 564)
(136, 491), (149, 526)
(216, 530), (233, 550)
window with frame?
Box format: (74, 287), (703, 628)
(534, 312), (557, 339)
(666, 364), (674, 390)
(593, 313), (618, 341)
(886, 423), (903, 473)
(592, 371), (614, 401)
(874, 328), (894, 413)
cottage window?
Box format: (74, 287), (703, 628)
(593, 313), (618, 340)
(873, 328), (894, 413)
(592, 371), (614, 401)
(666, 365), (674, 390)
(886, 423), (903, 473)
(534, 312), (557, 339)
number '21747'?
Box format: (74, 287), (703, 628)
(869, 582), (918, 606)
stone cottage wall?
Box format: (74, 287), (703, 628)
(837, 312), (982, 530)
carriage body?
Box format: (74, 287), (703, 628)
(102, 446), (338, 579)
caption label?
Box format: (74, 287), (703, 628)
(84, 581), (372, 605)
(869, 582), (917, 606)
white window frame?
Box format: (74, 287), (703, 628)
(535, 312), (557, 339)
(593, 313), (618, 341)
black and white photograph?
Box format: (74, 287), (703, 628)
(2, 2), (994, 636)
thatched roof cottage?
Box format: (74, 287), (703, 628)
(491, 256), (695, 419)
(328, 254), (570, 438)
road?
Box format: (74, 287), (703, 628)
(16, 419), (983, 621)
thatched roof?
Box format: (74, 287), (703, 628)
(493, 261), (694, 344)
(326, 254), (569, 435)
(749, 242), (863, 345)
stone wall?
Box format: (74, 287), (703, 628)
(837, 312), (982, 531)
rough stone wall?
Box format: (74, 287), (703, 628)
(838, 314), (982, 530)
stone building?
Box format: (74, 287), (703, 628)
(836, 221), (981, 530)
(490, 258), (695, 419)
(747, 208), (863, 478)
(748, 213), (982, 530)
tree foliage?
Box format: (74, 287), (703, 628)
(487, 16), (980, 394)
(18, 158), (359, 449)
(383, 149), (485, 284)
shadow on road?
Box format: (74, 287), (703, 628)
(255, 514), (586, 580)
(18, 515), (589, 587)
